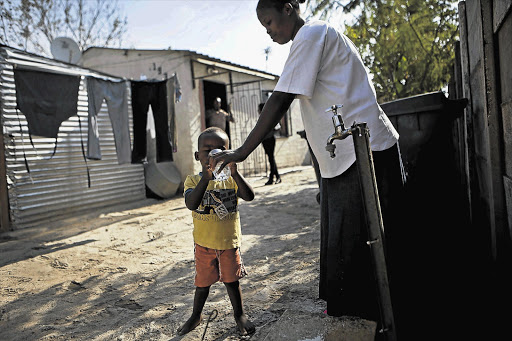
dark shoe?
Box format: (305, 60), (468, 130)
(264, 179), (273, 185)
(275, 177), (282, 184)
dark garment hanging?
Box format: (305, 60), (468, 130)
(13, 68), (91, 187)
(131, 77), (178, 163)
(167, 75), (181, 153)
(86, 77), (131, 164)
(14, 68), (80, 138)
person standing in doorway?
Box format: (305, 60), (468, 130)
(205, 97), (234, 132)
(259, 102), (281, 185)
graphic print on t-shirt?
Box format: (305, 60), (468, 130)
(197, 188), (237, 215)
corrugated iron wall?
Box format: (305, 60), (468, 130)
(0, 47), (145, 229)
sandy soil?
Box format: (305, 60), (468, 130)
(0, 166), (376, 341)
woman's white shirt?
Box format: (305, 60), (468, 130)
(274, 20), (399, 178)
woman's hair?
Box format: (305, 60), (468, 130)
(257, 0), (305, 12)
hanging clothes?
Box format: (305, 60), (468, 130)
(167, 74), (181, 153)
(14, 68), (80, 138)
(131, 75), (180, 163)
(13, 68), (90, 185)
(86, 77), (131, 164)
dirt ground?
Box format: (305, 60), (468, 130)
(0, 166), (377, 341)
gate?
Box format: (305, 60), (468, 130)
(228, 81), (267, 177)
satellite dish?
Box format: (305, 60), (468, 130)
(50, 37), (81, 64)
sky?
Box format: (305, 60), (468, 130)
(119, 0), (304, 76)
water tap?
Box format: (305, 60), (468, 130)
(325, 104), (352, 158)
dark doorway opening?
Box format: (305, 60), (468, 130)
(202, 80), (231, 141)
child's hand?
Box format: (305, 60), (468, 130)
(228, 162), (237, 175)
(202, 162), (213, 180)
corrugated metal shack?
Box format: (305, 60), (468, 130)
(0, 45), (146, 231)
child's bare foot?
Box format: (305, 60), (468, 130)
(177, 314), (202, 335)
(235, 313), (255, 335)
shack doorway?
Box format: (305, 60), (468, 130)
(202, 80), (232, 141)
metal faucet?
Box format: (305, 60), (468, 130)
(325, 104), (352, 158)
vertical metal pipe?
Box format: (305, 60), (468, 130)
(351, 122), (397, 341)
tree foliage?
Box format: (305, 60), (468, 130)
(0, 0), (127, 57)
(305, 0), (459, 102)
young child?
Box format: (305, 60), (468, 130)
(177, 127), (256, 336)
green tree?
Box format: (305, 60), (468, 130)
(305, 0), (459, 102)
(0, 0), (127, 57)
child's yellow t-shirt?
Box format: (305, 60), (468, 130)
(184, 174), (241, 250)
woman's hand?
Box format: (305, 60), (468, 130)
(209, 149), (246, 173)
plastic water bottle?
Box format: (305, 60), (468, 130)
(209, 149), (231, 181)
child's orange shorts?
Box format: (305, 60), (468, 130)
(194, 244), (247, 288)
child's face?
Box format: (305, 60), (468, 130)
(257, 5), (296, 45)
(195, 132), (229, 169)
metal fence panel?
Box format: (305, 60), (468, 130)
(228, 81), (267, 177)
